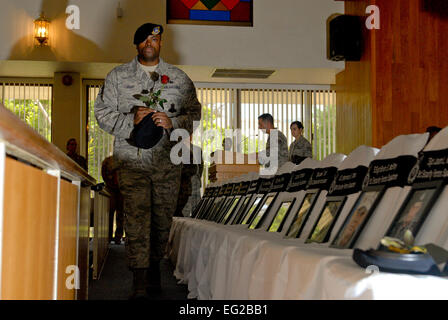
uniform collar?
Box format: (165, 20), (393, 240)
(131, 56), (169, 83)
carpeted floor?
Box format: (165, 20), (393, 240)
(88, 243), (189, 300)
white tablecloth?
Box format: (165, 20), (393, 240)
(167, 217), (448, 300)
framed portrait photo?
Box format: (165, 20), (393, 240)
(249, 192), (278, 230)
(205, 197), (225, 220)
(197, 197), (214, 219)
(213, 196), (233, 222)
(192, 197), (206, 218)
(240, 194), (263, 225)
(285, 190), (319, 239)
(306, 196), (347, 244)
(268, 199), (296, 233)
(383, 180), (445, 243)
(230, 195), (251, 224)
(331, 186), (385, 249)
(219, 196), (241, 224)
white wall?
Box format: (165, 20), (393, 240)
(0, 0), (344, 70)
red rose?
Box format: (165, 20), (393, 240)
(161, 75), (170, 84)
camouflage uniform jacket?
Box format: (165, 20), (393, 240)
(289, 135), (312, 161)
(266, 129), (289, 169)
(94, 57), (201, 169)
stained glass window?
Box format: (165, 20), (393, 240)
(167, 0), (253, 26)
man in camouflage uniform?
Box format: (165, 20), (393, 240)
(94, 23), (201, 299)
(288, 120), (312, 164)
(258, 113), (289, 172)
(174, 140), (203, 217)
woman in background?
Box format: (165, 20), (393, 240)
(289, 121), (312, 164)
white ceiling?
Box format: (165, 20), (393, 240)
(0, 60), (343, 85)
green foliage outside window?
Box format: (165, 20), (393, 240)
(87, 98), (114, 183)
(2, 98), (52, 141)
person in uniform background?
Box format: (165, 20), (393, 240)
(174, 136), (203, 217)
(222, 137), (233, 151)
(289, 121), (312, 165)
(101, 156), (124, 245)
(66, 138), (87, 170)
(94, 22), (201, 299)
(257, 113), (289, 171)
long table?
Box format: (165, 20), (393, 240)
(168, 217), (448, 300)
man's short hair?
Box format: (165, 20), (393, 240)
(258, 113), (274, 125)
(290, 121), (304, 129)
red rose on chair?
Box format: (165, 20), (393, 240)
(161, 75), (170, 84)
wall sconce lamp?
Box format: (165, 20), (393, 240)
(34, 12), (50, 46)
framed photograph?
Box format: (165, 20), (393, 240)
(215, 196), (235, 222)
(240, 195), (264, 225)
(249, 192), (278, 230)
(331, 186), (385, 249)
(204, 197), (224, 220)
(167, 0), (253, 27)
(210, 197), (230, 221)
(306, 196), (347, 244)
(383, 180), (445, 242)
(199, 197), (216, 219)
(197, 197), (214, 219)
(220, 196), (242, 224)
(212, 197), (230, 221)
(192, 198), (206, 218)
(230, 195), (251, 225)
(268, 199), (296, 233)
(285, 190), (319, 239)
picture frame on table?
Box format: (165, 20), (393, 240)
(213, 196), (235, 223)
(381, 180), (445, 245)
(284, 189), (320, 239)
(204, 197), (224, 220)
(306, 195), (347, 244)
(192, 197), (206, 218)
(267, 199), (296, 233)
(331, 185), (386, 249)
(219, 195), (242, 224)
(197, 197), (214, 219)
(230, 195), (252, 225)
(213, 196), (233, 222)
(249, 192), (278, 230)
(240, 195), (264, 225)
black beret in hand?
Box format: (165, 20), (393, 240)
(132, 113), (163, 149)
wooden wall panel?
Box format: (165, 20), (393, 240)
(77, 186), (91, 300)
(336, 0), (448, 153)
(92, 192), (110, 280)
(372, 0), (448, 147)
(335, 0), (373, 155)
(57, 179), (78, 300)
(1, 157), (57, 300)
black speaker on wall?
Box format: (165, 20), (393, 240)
(327, 14), (363, 61)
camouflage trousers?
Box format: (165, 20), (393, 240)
(118, 164), (181, 269)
